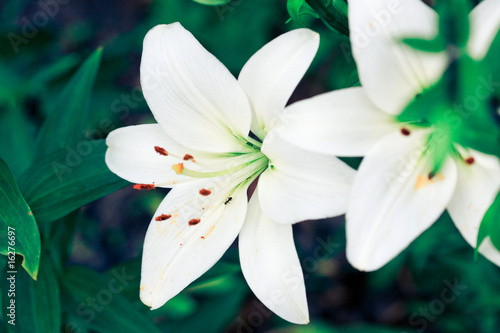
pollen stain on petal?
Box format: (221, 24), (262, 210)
(140, 285), (146, 291)
(133, 183), (155, 190)
(183, 154), (195, 161)
(188, 219), (201, 226)
(154, 146), (168, 156)
(415, 172), (445, 190)
(201, 236), (205, 240)
(199, 188), (211, 196)
(173, 163), (184, 174)
(205, 225), (215, 238)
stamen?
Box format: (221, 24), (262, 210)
(183, 154), (195, 161)
(133, 183), (155, 190)
(155, 214), (172, 221)
(172, 163), (184, 174)
(188, 219), (201, 226)
(154, 146), (168, 156)
(465, 157), (475, 165)
(199, 189), (211, 196)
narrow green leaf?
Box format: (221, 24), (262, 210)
(25, 54), (80, 94)
(158, 282), (247, 333)
(477, 191), (500, 255)
(35, 48), (103, 158)
(191, 0), (230, 6)
(1, 254), (60, 332)
(62, 266), (161, 333)
(18, 139), (129, 225)
(0, 159), (40, 279)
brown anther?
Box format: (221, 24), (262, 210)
(465, 157), (475, 165)
(154, 146), (168, 156)
(183, 154), (194, 161)
(133, 183), (155, 190)
(199, 189), (211, 196)
(188, 219), (201, 226)
(428, 171), (436, 180)
(155, 214), (172, 221)
(401, 128), (411, 136)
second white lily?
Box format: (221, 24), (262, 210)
(278, 0), (500, 271)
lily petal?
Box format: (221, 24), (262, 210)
(346, 129), (457, 271)
(278, 87), (400, 156)
(239, 193), (309, 324)
(468, 0), (500, 60)
(448, 149), (500, 265)
(238, 28), (319, 139)
(349, 0), (447, 115)
(105, 124), (192, 187)
(258, 133), (355, 224)
(141, 23), (252, 154)
(140, 177), (248, 309)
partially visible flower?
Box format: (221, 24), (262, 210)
(278, 0), (500, 271)
(105, 23), (355, 323)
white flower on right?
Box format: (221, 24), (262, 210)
(278, 0), (500, 271)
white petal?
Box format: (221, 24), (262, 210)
(238, 29), (319, 139)
(140, 177), (248, 309)
(278, 87), (400, 156)
(447, 150), (500, 265)
(239, 193), (309, 324)
(468, 0), (500, 60)
(258, 133), (355, 224)
(141, 23), (252, 153)
(349, 0), (447, 115)
(105, 124), (192, 187)
(346, 129), (457, 271)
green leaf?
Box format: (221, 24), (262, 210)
(191, 0), (230, 6)
(18, 139), (129, 225)
(306, 0), (349, 36)
(0, 104), (35, 179)
(62, 266), (161, 333)
(0, 158), (40, 280)
(35, 48), (102, 158)
(477, 191), (500, 254)
(287, 0), (319, 26)
(1, 254), (60, 332)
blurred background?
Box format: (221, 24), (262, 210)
(0, 0), (499, 332)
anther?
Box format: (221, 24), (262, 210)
(133, 183), (155, 190)
(401, 128), (411, 136)
(465, 157), (475, 165)
(183, 154), (195, 161)
(188, 219), (201, 226)
(154, 146), (168, 156)
(199, 189), (211, 196)
(155, 214), (172, 221)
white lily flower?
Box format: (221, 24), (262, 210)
(105, 23), (355, 323)
(278, 0), (500, 271)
